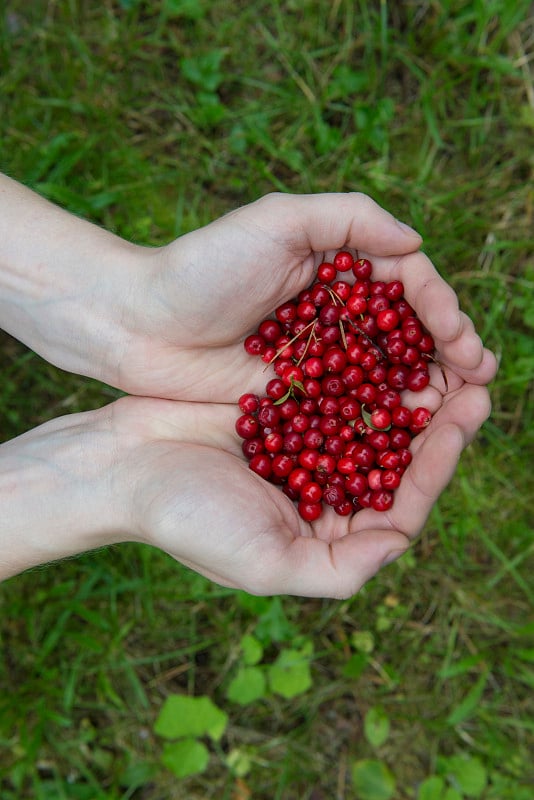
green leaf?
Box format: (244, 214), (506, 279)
(364, 706), (390, 748)
(351, 758), (396, 800)
(227, 666), (267, 705)
(154, 694), (228, 741)
(268, 643), (313, 699)
(417, 775), (446, 800)
(254, 596), (298, 644)
(443, 789), (463, 800)
(241, 634), (263, 666)
(342, 652), (369, 679)
(180, 51), (226, 91)
(446, 671), (488, 726)
(161, 738), (209, 778)
(446, 755), (487, 798)
(351, 630), (375, 653)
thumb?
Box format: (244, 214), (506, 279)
(265, 529), (410, 599)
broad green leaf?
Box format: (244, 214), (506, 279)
(254, 596), (297, 644)
(351, 630), (375, 653)
(161, 738), (209, 778)
(443, 789), (463, 800)
(227, 666), (267, 705)
(154, 694), (228, 741)
(351, 758), (396, 800)
(241, 634), (263, 666)
(446, 755), (487, 797)
(364, 707), (390, 748)
(417, 775), (445, 800)
(180, 51), (225, 91)
(342, 652), (369, 679)
(268, 643), (313, 699)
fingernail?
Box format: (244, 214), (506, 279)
(395, 219), (421, 238)
(381, 547), (408, 568)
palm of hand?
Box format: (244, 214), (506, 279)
(116, 363), (491, 598)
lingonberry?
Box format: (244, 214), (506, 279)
(271, 453), (295, 478)
(406, 368), (430, 392)
(239, 393), (260, 414)
(301, 481), (323, 504)
(385, 280), (404, 301)
(410, 407), (432, 431)
(347, 295), (367, 316)
(242, 438), (264, 459)
(376, 308), (400, 332)
(391, 405), (412, 427)
(298, 500), (322, 522)
(249, 453), (272, 479)
(258, 404), (281, 428)
(235, 414), (260, 439)
(299, 448), (320, 471)
(235, 252), (436, 521)
(332, 280), (352, 301)
(317, 261), (337, 283)
(370, 489), (394, 512)
(323, 483), (346, 507)
(258, 319), (282, 342)
(244, 334), (265, 356)
(352, 258), (372, 279)
(288, 467), (312, 493)
(334, 251), (354, 272)
(275, 301), (298, 325)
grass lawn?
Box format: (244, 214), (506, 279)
(1, 1), (533, 798)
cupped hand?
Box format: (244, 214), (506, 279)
(112, 367), (493, 598)
(113, 193), (428, 400)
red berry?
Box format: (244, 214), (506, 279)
(275, 301), (297, 325)
(235, 414), (259, 439)
(298, 500), (322, 522)
(370, 489), (394, 512)
(271, 453), (295, 478)
(244, 334), (266, 356)
(323, 483), (345, 507)
(410, 407), (432, 431)
(376, 308), (400, 332)
(333, 251), (354, 272)
(249, 454), (272, 479)
(352, 258), (372, 279)
(238, 393), (260, 414)
(317, 261), (337, 283)
(258, 319), (282, 342)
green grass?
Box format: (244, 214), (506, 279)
(1, 0), (533, 797)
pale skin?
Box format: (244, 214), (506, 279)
(0, 173), (497, 596)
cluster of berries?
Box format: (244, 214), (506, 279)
(235, 252), (436, 521)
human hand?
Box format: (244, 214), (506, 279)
(107, 379), (492, 598)
(111, 193), (495, 404)
(0, 363), (493, 597)
(111, 193), (427, 399)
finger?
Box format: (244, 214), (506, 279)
(412, 383), (492, 452)
(382, 384), (491, 536)
(438, 346), (499, 387)
(253, 528), (410, 599)
(245, 192), (423, 257)
(364, 250), (463, 345)
(376, 422), (466, 540)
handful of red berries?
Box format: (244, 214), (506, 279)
(235, 251), (436, 521)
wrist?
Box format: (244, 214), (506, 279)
(0, 173), (148, 385)
(0, 405), (129, 580)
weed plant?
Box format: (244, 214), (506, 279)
(0, 1), (533, 798)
